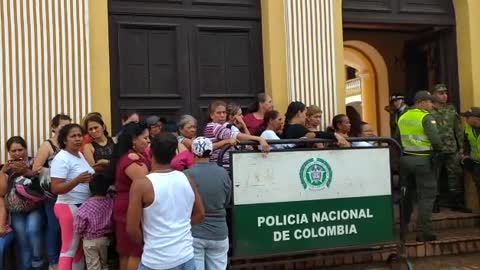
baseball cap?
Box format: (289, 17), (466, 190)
(414, 90), (435, 103)
(192, 137), (213, 157)
(145, 116), (161, 127)
(432, 83), (448, 93)
(461, 107), (480, 118)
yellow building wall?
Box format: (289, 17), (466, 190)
(453, 0), (480, 209)
(334, 0), (346, 114)
(454, 0), (480, 111)
(89, 0), (112, 133)
(261, 0), (289, 114)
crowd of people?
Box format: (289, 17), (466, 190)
(3, 86), (478, 270)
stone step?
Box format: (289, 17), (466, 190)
(395, 209), (480, 232)
(230, 228), (480, 269)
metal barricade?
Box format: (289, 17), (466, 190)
(217, 137), (413, 270)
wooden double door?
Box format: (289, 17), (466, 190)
(109, 0), (264, 132)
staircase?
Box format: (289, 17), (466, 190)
(229, 209), (480, 269)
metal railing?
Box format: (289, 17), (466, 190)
(218, 137), (412, 269)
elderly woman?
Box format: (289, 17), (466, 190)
(112, 122), (150, 270)
(177, 115), (198, 150)
(1, 136), (44, 270)
(177, 115), (237, 153)
(51, 124), (95, 270)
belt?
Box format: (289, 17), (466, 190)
(403, 151), (433, 157)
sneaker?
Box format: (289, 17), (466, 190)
(416, 233), (437, 242)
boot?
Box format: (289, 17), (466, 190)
(450, 193), (472, 213)
(416, 232), (437, 242)
(432, 199), (440, 213)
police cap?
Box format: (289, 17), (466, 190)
(414, 90), (435, 103)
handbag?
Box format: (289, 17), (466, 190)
(5, 175), (45, 213)
(39, 168), (57, 200)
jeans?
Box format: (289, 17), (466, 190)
(138, 258), (196, 270)
(193, 238), (229, 270)
(11, 209), (44, 270)
(0, 230), (15, 270)
(45, 199), (60, 265)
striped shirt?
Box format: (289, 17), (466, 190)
(203, 122), (239, 164)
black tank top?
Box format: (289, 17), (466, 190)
(43, 140), (60, 168)
(91, 137), (115, 162)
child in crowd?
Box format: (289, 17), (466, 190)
(74, 174), (113, 270)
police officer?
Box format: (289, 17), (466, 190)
(430, 83), (467, 212)
(461, 107), (480, 199)
(398, 90), (442, 242)
(385, 93), (408, 140)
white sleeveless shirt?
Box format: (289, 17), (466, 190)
(141, 171), (195, 269)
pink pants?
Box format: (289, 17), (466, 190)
(54, 203), (85, 270)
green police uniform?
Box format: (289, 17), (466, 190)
(430, 84), (465, 208)
(462, 108), (480, 195)
(398, 92), (442, 241)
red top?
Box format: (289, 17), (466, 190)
(80, 135), (92, 153)
(113, 150), (150, 223)
(171, 150), (195, 171)
(243, 113), (265, 136)
(145, 146), (194, 172)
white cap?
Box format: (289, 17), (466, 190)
(192, 137), (213, 157)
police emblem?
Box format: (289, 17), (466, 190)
(299, 158), (333, 190)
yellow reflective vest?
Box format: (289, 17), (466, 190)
(398, 108), (432, 155)
(465, 124), (480, 162)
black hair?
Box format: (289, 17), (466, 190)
(332, 114), (348, 131)
(51, 114), (72, 132)
(89, 173), (110, 196)
(248, 93), (269, 113)
(346, 106), (362, 137)
(84, 115), (109, 137)
(58, 124), (84, 149)
(6, 136), (27, 151)
(115, 122), (148, 158)
(107, 122), (148, 179)
(151, 133), (178, 165)
(283, 101), (306, 134)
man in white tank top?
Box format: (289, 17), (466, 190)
(127, 133), (205, 270)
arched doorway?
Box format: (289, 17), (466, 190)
(344, 41), (390, 136)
